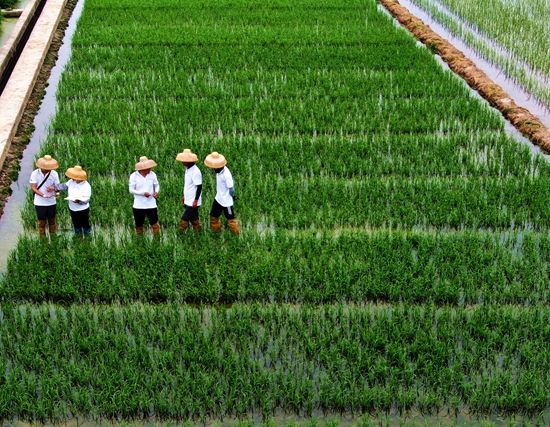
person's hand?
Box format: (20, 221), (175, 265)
(144, 192), (151, 198)
(192, 200), (198, 208)
(153, 192), (159, 199)
(41, 192), (52, 198)
(46, 185), (55, 192)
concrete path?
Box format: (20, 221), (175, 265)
(0, 0), (67, 170)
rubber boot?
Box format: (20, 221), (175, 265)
(209, 215), (222, 232)
(38, 220), (47, 236)
(151, 223), (161, 234)
(74, 227), (83, 236)
(179, 219), (190, 233)
(228, 219), (241, 235)
(191, 219), (202, 232)
(47, 217), (57, 234)
(83, 227), (92, 236)
(135, 226), (144, 235)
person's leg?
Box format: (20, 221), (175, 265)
(69, 209), (82, 234)
(189, 207), (201, 232)
(81, 208), (91, 235)
(46, 205), (57, 234)
(35, 206), (47, 236)
(148, 209), (160, 234)
(209, 200), (223, 232)
(223, 205), (240, 235)
(133, 208), (146, 234)
(179, 206), (191, 232)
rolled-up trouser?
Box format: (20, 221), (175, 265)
(35, 204), (56, 220)
(69, 208), (91, 234)
(132, 208), (158, 227)
(181, 205), (199, 221)
(209, 200), (235, 219)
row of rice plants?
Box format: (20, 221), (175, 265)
(409, 0), (550, 107)
(0, 303), (547, 420)
(2, 230), (548, 304)
(1, 0), (549, 419)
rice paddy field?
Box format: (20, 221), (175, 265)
(0, 0), (549, 423)
(409, 0), (550, 108)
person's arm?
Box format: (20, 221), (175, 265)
(153, 174), (160, 198)
(78, 184), (91, 204)
(30, 183), (50, 198)
(129, 174), (144, 196)
(226, 171), (236, 200)
(53, 183), (68, 191)
(192, 184), (202, 208)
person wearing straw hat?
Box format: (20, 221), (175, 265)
(29, 154), (60, 236)
(204, 151), (240, 235)
(50, 165), (92, 236)
(129, 156), (160, 235)
(176, 148), (202, 232)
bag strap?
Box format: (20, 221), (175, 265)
(36, 171), (51, 190)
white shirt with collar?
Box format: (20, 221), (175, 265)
(64, 180), (92, 212)
(129, 171), (159, 209)
(184, 164), (202, 207)
(215, 167), (234, 207)
(29, 169), (60, 206)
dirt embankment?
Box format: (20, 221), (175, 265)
(0, 0), (77, 220)
(380, 0), (550, 153)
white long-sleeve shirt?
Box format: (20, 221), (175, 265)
(56, 180), (91, 212)
(129, 171), (159, 209)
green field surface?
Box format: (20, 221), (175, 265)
(0, 0), (548, 421)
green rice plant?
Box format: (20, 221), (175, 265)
(0, 303), (547, 421)
(1, 0), (550, 419)
(409, 0), (550, 107)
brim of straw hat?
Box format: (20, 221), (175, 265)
(176, 152), (198, 163)
(36, 157), (59, 170)
(135, 159), (158, 170)
(204, 154), (227, 169)
(65, 167), (87, 181)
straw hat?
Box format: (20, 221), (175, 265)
(135, 156), (157, 171)
(36, 155), (59, 170)
(204, 152), (227, 169)
(65, 165), (87, 181)
(176, 149), (198, 163)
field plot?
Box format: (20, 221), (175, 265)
(409, 0), (550, 108)
(0, 0), (549, 421)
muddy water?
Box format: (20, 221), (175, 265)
(0, 0), (84, 273)
(395, 0), (550, 130)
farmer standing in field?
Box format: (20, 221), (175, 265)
(30, 154), (60, 236)
(204, 151), (240, 235)
(50, 165), (92, 236)
(176, 148), (202, 232)
(129, 156), (161, 235)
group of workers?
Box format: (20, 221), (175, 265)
(29, 149), (240, 236)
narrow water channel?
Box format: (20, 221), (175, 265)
(0, 0), (84, 273)
(396, 0), (550, 130)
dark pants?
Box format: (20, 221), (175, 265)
(181, 206), (199, 221)
(133, 208), (158, 227)
(35, 205), (56, 220)
(210, 200), (235, 219)
(69, 208), (91, 234)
